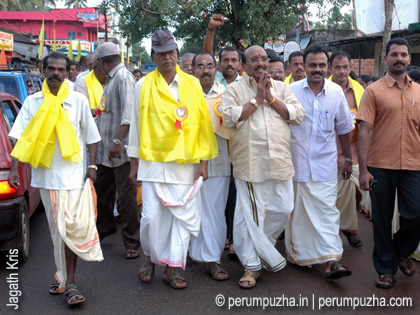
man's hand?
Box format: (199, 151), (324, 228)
(195, 161), (208, 181)
(129, 158), (142, 187)
(256, 72), (268, 104)
(342, 161), (352, 180)
(7, 170), (20, 189)
(209, 14), (225, 29)
(359, 171), (374, 191)
(264, 74), (274, 104)
(85, 169), (97, 183)
(108, 143), (122, 161)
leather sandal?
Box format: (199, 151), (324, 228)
(396, 255), (416, 277)
(375, 274), (395, 289)
(325, 261), (352, 279)
(207, 262), (229, 281)
(239, 271), (259, 289)
(162, 272), (187, 289)
(138, 260), (155, 282)
(65, 284), (85, 306)
(342, 231), (363, 247)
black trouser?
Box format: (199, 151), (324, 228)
(94, 163), (140, 250)
(225, 180), (237, 245)
(369, 167), (420, 275)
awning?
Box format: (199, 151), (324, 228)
(12, 51), (25, 60)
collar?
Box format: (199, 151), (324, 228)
(384, 72), (412, 88)
(34, 88), (74, 106)
(108, 62), (125, 78)
(303, 77), (328, 95)
(343, 78), (353, 93)
(219, 72), (240, 84)
(168, 73), (179, 87)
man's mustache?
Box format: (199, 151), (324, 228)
(225, 66), (235, 70)
(201, 73), (212, 78)
(48, 76), (63, 81)
(296, 69), (304, 72)
(254, 66), (266, 71)
(393, 61), (405, 66)
(311, 71), (323, 76)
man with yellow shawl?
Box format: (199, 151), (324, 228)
(284, 51), (306, 85)
(128, 30), (218, 289)
(75, 54), (107, 116)
(329, 51), (365, 248)
(7, 52), (102, 306)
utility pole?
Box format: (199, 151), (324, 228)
(380, 0), (394, 76)
(103, 4), (108, 42)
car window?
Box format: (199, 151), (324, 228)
(0, 101), (12, 133)
(26, 79), (35, 95)
(1, 100), (16, 126)
(0, 77), (20, 99)
(33, 79), (41, 92)
(14, 99), (22, 110)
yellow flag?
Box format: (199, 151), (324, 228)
(128, 53), (130, 64)
(38, 19), (44, 58)
(96, 41), (100, 50)
(139, 58), (141, 67)
(67, 40), (73, 59)
(121, 50), (124, 63)
(76, 40), (81, 62)
(53, 28), (56, 52)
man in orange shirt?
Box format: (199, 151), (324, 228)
(357, 38), (420, 289)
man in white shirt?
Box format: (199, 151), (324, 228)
(8, 52), (102, 305)
(128, 31), (218, 289)
(286, 45), (354, 280)
(189, 51), (230, 281)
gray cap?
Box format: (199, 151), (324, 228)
(96, 42), (120, 59)
(151, 30), (177, 53)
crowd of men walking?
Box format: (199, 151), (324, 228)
(6, 13), (420, 306)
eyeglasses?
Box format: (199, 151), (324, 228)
(195, 65), (215, 70)
(248, 57), (269, 64)
(268, 70), (285, 75)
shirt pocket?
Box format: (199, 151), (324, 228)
(320, 112), (334, 132)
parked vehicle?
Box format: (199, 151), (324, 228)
(0, 67), (44, 103)
(0, 92), (41, 262)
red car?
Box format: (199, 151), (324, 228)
(0, 92), (41, 262)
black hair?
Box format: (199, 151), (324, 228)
(407, 65), (420, 72)
(288, 51), (304, 64)
(238, 51), (246, 64)
(265, 49), (278, 61)
(218, 46), (240, 62)
(303, 44), (329, 64)
(100, 54), (121, 64)
(69, 59), (78, 70)
(385, 38), (410, 56)
(43, 52), (70, 72)
(132, 69), (143, 76)
(327, 47), (336, 53)
(191, 51), (217, 67)
(371, 76), (380, 83)
(269, 57), (284, 66)
(359, 74), (372, 84)
(408, 69), (420, 83)
(329, 51), (351, 65)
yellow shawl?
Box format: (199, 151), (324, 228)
(11, 80), (81, 169)
(84, 70), (103, 110)
(284, 73), (292, 85)
(328, 76), (364, 108)
(139, 65), (218, 164)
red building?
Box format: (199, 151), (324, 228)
(0, 8), (109, 55)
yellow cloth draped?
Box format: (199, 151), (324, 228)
(284, 73), (292, 85)
(84, 70), (103, 110)
(11, 80), (81, 169)
(328, 76), (364, 108)
(138, 65), (218, 164)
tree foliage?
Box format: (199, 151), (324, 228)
(309, 9), (353, 30)
(114, 0), (350, 50)
(64, 0), (88, 9)
(1, 0), (56, 11)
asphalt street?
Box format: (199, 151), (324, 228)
(0, 207), (419, 315)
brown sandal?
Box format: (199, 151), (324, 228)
(207, 262), (229, 281)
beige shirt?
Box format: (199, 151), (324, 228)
(221, 73), (306, 183)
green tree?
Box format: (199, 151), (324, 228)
(114, 0), (350, 50)
(132, 42), (152, 67)
(1, 0), (56, 11)
(64, 0), (88, 8)
(179, 39), (203, 55)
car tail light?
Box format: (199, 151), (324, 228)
(0, 171), (18, 199)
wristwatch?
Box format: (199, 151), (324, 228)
(250, 98), (260, 108)
(345, 158), (353, 164)
(88, 165), (98, 170)
(112, 138), (122, 145)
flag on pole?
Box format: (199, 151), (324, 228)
(76, 40), (82, 62)
(128, 53), (130, 64)
(38, 18), (44, 58)
(53, 23), (56, 51)
(68, 40), (73, 59)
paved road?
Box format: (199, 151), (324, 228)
(0, 207), (419, 314)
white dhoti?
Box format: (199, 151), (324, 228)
(41, 179), (103, 293)
(141, 178), (203, 270)
(336, 164), (363, 232)
(189, 176), (229, 262)
(286, 179), (342, 266)
(234, 178), (293, 271)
